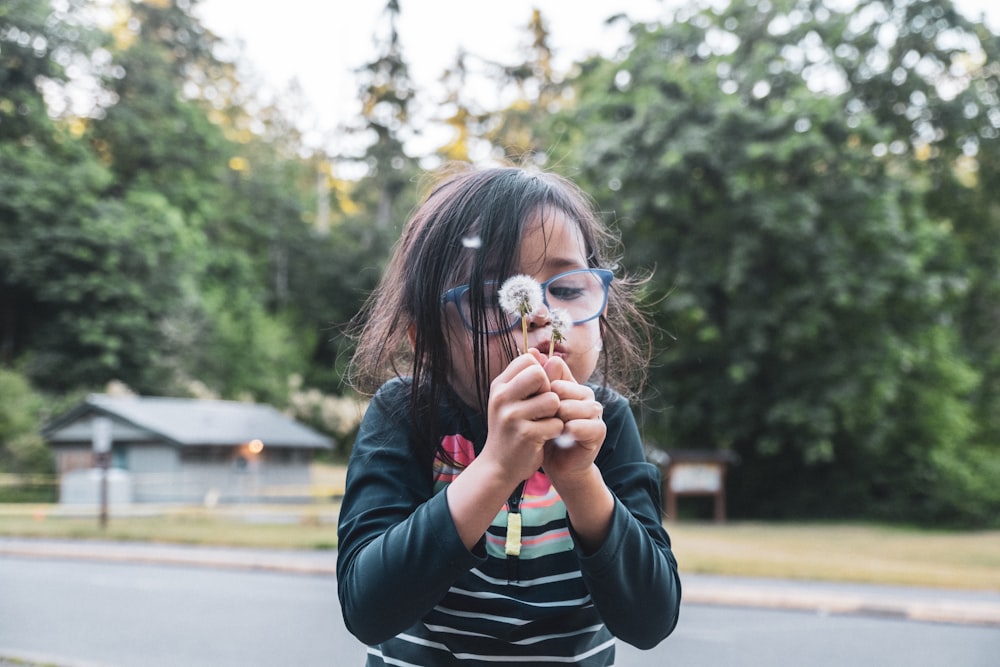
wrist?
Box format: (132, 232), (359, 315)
(550, 464), (613, 519)
(446, 457), (522, 551)
(551, 464), (614, 553)
(548, 463), (602, 496)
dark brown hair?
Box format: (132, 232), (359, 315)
(349, 163), (651, 467)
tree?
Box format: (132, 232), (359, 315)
(296, 0), (425, 398)
(0, 0), (102, 143)
(83, 0), (319, 402)
(3, 175), (201, 391)
(0, 0), (163, 389)
(482, 8), (568, 164)
(0, 368), (50, 476)
(436, 8), (570, 166)
(546, 0), (994, 524)
(2, 0), (328, 403)
(826, 0), (1000, 473)
(351, 0), (420, 232)
(435, 49), (481, 164)
(89, 0), (233, 222)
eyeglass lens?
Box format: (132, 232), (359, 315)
(460, 270), (608, 332)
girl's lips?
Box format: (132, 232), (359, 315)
(530, 339), (566, 357)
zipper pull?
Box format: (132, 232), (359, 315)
(504, 480), (527, 556)
(505, 511), (522, 556)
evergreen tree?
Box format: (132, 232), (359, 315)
(352, 0), (420, 231)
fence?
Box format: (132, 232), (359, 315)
(0, 473), (59, 502)
(0, 464), (347, 506)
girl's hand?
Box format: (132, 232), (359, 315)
(539, 354), (614, 553)
(540, 356), (607, 482)
(480, 351), (564, 487)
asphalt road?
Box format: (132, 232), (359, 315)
(2, 552), (998, 666)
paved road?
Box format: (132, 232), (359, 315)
(1, 538), (998, 666)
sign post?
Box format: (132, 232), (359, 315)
(92, 416), (112, 529)
(658, 450), (740, 523)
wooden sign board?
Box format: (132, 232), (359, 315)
(663, 458), (732, 522)
(669, 462), (724, 494)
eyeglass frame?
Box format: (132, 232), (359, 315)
(440, 268), (614, 335)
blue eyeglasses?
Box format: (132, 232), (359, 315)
(441, 268), (614, 335)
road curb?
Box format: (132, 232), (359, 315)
(3, 538), (999, 628)
(0, 538), (336, 576)
(681, 578), (1000, 628)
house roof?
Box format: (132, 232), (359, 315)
(43, 394), (334, 450)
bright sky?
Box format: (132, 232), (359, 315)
(195, 0), (668, 154)
(195, 0), (999, 156)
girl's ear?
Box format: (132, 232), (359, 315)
(407, 323), (417, 350)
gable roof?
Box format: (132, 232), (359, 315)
(43, 394), (333, 450)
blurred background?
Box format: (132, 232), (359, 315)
(2, 0), (999, 529)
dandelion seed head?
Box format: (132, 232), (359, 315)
(549, 308), (572, 342)
(498, 275), (543, 316)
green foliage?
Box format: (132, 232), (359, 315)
(0, 0), (100, 143)
(182, 286), (313, 405)
(0, 368), (51, 476)
(3, 0), (997, 526)
(546, 0), (999, 525)
(88, 1), (234, 223)
(2, 153), (199, 391)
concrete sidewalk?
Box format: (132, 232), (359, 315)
(2, 536), (998, 628)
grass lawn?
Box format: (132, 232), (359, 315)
(666, 521), (1000, 591)
(0, 504), (340, 550)
(1, 504), (998, 591)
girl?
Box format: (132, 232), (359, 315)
(337, 164), (681, 666)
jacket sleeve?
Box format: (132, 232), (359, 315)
(336, 383), (486, 646)
(571, 391), (682, 649)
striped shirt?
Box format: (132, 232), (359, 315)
(337, 378), (681, 665)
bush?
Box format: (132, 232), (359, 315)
(0, 369), (53, 476)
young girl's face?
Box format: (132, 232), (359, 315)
(444, 208), (605, 409)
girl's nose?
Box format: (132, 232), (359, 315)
(525, 304), (551, 330)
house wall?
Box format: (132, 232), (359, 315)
(133, 460), (315, 504)
(126, 445), (179, 474)
(54, 444), (319, 504)
(125, 449), (315, 504)
(60, 468), (133, 505)
(47, 401), (332, 505)
(125, 445), (181, 502)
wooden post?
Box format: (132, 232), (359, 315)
(92, 416), (112, 530)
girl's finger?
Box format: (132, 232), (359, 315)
(556, 398), (604, 423)
(559, 418), (606, 452)
(493, 355), (550, 400)
(526, 347), (549, 366)
(549, 379), (593, 402)
(542, 355), (576, 384)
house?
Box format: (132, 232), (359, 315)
(43, 394), (334, 505)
